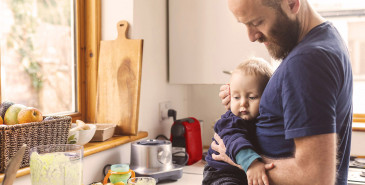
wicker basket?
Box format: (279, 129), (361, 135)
(0, 116), (72, 173)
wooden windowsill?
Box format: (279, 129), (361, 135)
(0, 131), (148, 182)
(353, 122), (365, 132)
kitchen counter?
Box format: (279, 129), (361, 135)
(160, 160), (365, 185)
(159, 160), (205, 185)
(2, 135), (362, 185)
(348, 167), (365, 185)
(0, 131), (148, 184)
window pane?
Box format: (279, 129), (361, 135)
(0, 0), (76, 115)
(348, 21), (365, 114)
(309, 0), (365, 11)
(309, 0), (365, 115)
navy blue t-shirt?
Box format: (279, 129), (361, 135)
(256, 21), (353, 185)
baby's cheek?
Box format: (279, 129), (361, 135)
(231, 108), (239, 116)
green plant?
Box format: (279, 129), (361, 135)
(6, 0), (43, 91)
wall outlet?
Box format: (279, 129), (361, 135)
(159, 101), (172, 122)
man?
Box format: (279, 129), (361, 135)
(213, 0), (353, 184)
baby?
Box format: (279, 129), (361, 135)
(203, 57), (273, 185)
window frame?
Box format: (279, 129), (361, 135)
(76, 0), (101, 123)
(353, 114), (365, 122)
(72, 0), (101, 122)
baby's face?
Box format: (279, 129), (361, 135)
(230, 72), (263, 120)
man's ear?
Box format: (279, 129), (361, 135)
(287, 0), (300, 14)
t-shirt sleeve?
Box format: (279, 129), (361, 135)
(282, 53), (339, 139)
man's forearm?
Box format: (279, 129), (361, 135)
(262, 156), (305, 185)
(262, 133), (337, 185)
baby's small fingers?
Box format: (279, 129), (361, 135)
(247, 179), (253, 185)
(262, 175), (269, 185)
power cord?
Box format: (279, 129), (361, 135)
(168, 109), (177, 121)
(155, 134), (169, 140)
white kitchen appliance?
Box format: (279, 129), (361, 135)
(129, 139), (183, 182)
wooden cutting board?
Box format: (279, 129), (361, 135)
(96, 20), (143, 135)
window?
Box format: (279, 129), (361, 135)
(1, 0), (75, 114)
(309, 0), (365, 122)
(0, 0), (100, 122)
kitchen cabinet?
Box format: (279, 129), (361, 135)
(168, 0), (271, 84)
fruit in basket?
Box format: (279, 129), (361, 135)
(17, 107), (43, 124)
(0, 101), (14, 119)
(4, 104), (27, 125)
(0, 116), (3, 125)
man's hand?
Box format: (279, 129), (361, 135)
(219, 84), (231, 110)
(211, 133), (241, 168)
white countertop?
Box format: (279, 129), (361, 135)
(159, 160), (365, 185)
(158, 160), (205, 185)
(348, 167), (365, 185)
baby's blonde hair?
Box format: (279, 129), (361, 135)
(232, 57), (273, 88)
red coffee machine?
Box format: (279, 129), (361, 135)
(170, 117), (202, 165)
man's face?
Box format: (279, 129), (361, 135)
(259, 10), (300, 60)
(228, 0), (300, 60)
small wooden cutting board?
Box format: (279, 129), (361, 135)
(96, 20), (143, 135)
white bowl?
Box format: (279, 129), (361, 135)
(68, 124), (96, 145)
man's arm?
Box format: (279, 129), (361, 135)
(263, 133), (336, 185)
(212, 133), (337, 185)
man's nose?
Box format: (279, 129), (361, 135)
(247, 26), (261, 42)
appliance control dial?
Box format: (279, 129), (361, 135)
(158, 149), (172, 164)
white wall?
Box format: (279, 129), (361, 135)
(101, 0), (223, 146)
(134, 0), (192, 139)
(186, 85), (227, 147)
(101, 0), (133, 40)
(101, 0), (190, 139)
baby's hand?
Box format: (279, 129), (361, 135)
(246, 159), (272, 185)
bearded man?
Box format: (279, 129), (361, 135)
(213, 0), (353, 184)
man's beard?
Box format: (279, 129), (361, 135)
(258, 11), (300, 60)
